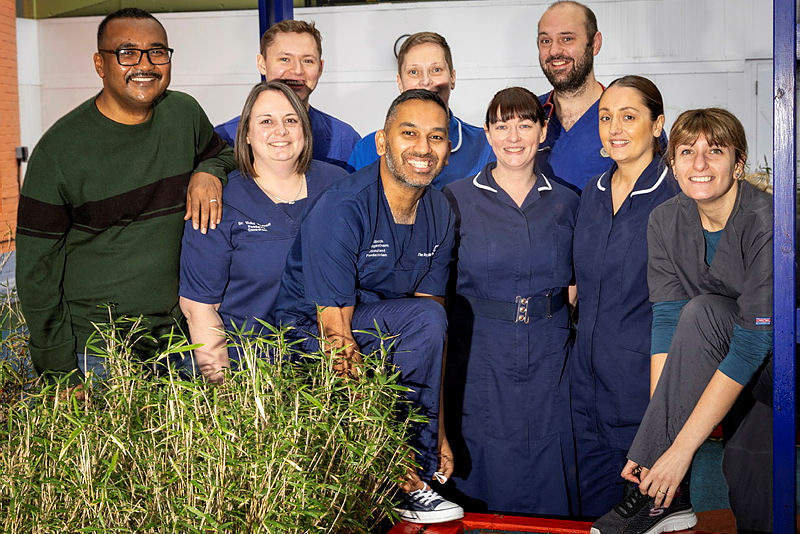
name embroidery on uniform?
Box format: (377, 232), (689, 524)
(366, 239), (389, 258)
(755, 317), (772, 326)
(418, 244), (440, 258)
(238, 221), (272, 232)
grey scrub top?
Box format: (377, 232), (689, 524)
(646, 180), (773, 332)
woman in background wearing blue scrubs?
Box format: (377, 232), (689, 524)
(179, 81), (346, 382)
(443, 87), (579, 515)
(570, 76), (678, 516)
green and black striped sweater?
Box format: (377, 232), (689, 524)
(16, 90), (234, 383)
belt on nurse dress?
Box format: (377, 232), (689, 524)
(461, 290), (566, 324)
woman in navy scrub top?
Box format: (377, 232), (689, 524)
(571, 76), (678, 516)
(443, 87), (579, 515)
(179, 81), (346, 382)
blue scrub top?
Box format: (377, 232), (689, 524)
(346, 111), (495, 189)
(179, 161), (347, 335)
(537, 91), (608, 193)
(274, 160), (456, 327)
(214, 106), (361, 171)
(572, 158), (679, 447)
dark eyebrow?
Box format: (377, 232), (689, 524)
(116, 41), (168, 49)
(538, 31), (576, 36)
(398, 122), (448, 134)
(598, 106), (640, 113)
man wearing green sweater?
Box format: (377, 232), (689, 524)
(16, 8), (234, 385)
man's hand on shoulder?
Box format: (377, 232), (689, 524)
(185, 171), (223, 234)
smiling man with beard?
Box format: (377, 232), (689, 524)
(536, 1), (606, 191)
(16, 8), (234, 386)
(273, 89), (462, 524)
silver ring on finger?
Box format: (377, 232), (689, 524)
(209, 198), (219, 203)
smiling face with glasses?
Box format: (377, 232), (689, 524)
(98, 47), (174, 66)
(93, 17), (172, 123)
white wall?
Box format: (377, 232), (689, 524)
(16, 0), (775, 166)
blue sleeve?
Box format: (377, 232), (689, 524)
(347, 134), (379, 171)
(650, 300), (689, 354)
(416, 210), (456, 297)
(213, 116), (238, 148)
(179, 219), (233, 304)
(300, 194), (362, 308)
(718, 324), (773, 385)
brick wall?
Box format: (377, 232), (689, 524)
(0, 0), (19, 246)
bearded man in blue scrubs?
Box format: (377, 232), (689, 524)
(536, 1), (607, 191)
(274, 89), (462, 524)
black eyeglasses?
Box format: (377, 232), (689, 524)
(99, 47), (174, 66)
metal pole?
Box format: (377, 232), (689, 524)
(258, 0), (294, 44)
(773, 1), (797, 532)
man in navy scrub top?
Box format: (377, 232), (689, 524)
(274, 89), (463, 524)
(347, 32), (494, 189)
(536, 1), (607, 191)
(215, 20), (360, 171)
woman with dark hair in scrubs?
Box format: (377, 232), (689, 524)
(593, 108), (773, 534)
(570, 75), (678, 516)
(443, 86), (579, 515)
(179, 81), (346, 382)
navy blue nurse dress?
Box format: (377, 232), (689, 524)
(443, 162), (579, 515)
(570, 158), (678, 516)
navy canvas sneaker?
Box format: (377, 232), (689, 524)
(591, 480), (697, 534)
(394, 483), (464, 524)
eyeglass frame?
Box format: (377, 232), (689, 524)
(98, 47), (174, 66)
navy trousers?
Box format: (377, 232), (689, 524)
(293, 297), (447, 479)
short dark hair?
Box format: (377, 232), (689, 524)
(485, 87), (546, 127)
(396, 32), (454, 75)
(384, 89), (449, 131)
(667, 108), (748, 167)
(547, 1), (598, 41)
(97, 8), (164, 49)
(235, 81), (314, 179)
(260, 19), (322, 58)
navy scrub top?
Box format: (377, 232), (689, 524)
(274, 160), (456, 327)
(346, 111), (495, 189)
(179, 161), (347, 333)
(572, 158), (679, 448)
(538, 90), (608, 192)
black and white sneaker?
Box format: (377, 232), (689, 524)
(394, 483), (464, 524)
(591, 481), (697, 534)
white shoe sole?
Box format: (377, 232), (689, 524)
(590, 509), (697, 534)
(394, 506), (464, 524)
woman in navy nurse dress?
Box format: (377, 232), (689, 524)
(442, 87), (579, 515)
(570, 76), (678, 516)
(179, 81), (346, 382)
